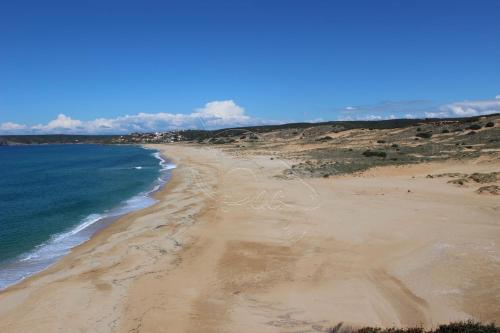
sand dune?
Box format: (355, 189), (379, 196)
(0, 144), (499, 332)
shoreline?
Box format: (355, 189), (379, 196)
(0, 144), (499, 332)
(0, 144), (173, 292)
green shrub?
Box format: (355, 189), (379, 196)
(416, 132), (432, 139)
(328, 321), (499, 333)
(468, 124), (482, 130)
(434, 321), (499, 333)
(362, 150), (387, 158)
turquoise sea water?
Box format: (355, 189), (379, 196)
(0, 144), (173, 289)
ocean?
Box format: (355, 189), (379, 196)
(0, 144), (174, 290)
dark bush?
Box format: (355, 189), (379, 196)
(467, 124), (482, 130)
(467, 131), (477, 135)
(441, 129), (450, 133)
(465, 117), (480, 122)
(362, 150), (387, 158)
(434, 321), (499, 333)
(377, 140), (386, 143)
(485, 122), (494, 127)
(416, 132), (433, 139)
(391, 144), (399, 148)
(328, 321), (499, 333)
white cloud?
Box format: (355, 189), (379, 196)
(439, 97), (500, 117)
(424, 111), (449, 118)
(363, 115), (383, 120)
(0, 122), (27, 131)
(193, 100), (251, 127)
(337, 100), (437, 121)
(337, 95), (500, 120)
(3, 96), (499, 135)
(33, 114), (83, 131)
(338, 114), (390, 121)
(0, 100), (264, 134)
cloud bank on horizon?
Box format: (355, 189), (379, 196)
(0, 100), (268, 134)
(1, 96), (500, 134)
(337, 94), (500, 121)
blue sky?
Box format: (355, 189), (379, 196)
(1, 0), (499, 133)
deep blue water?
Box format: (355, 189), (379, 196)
(0, 144), (172, 289)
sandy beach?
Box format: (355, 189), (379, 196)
(0, 143), (499, 332)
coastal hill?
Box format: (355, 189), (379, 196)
(2, 113), (499, 179)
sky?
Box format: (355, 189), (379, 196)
(1, 0), (499, 134)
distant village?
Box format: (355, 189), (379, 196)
(0, 130), (208, 145)
(112, 131), (187, 144)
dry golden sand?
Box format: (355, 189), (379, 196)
(0, 144), (499, 332)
